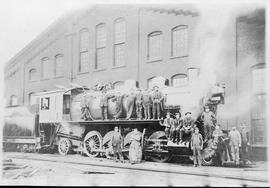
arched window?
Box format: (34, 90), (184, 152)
(28, 92), (36, 105)
(29, 68), (37, 81)
(171, 25), (188, 57)
(95, 23), (106, 69)
(41, 57), (50, 79)
(114, 18), (126, 67)
(171, 74), (188, 87)
(10, 95), (18, 106)
(79, 28), (89, 72)
(113, 81), (124, 90)
(147, 31), (162, 61)
(55, 54), (64, 77)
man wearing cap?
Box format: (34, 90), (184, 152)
(135, 88), (143, 120)
(151, 85), (164, 120)
(228, 126), (242, 165)
(201, 105), (216, 142)
(142, 89), (152, 120)
(100, 87), (114, 120)
(239, 122), (250, 164)
(163, 112), (174, 139)
(171, 112), (183, 143)
(180, 112), (195, 142)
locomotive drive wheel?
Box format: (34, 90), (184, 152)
(148, 131), (171, 163)
(84, 131), (102, 158)
(58, 138), (71, 156)
(201, 148), (214, 166)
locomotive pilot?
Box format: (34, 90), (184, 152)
(172, 112), (183, 143)
(163, 112), (174, 139)
(151, 85), (163, 120)
(142, 88), (152, 120)
(135, 88), (143, 120)
(180, 112), (195, 143)
(201, 105), (216, 142)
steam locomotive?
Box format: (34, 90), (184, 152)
(3, 80), (226, 165)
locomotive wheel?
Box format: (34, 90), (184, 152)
(201, 148), (214, 166)
(58, 138), (71, 156)
(84, 131), (102, 158)
(149, 153), (172, 163)
(148, 131), (171, 163)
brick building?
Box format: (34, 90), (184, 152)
(4, 4), (267, 159)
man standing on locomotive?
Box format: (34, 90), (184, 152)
(142, 89), (152, 120)
(191, 127), (203, 167)
(80, 91), (90, 120)
(111, 126), (124, 162)
(201, 105), (216, 142)
(163, 112), (174, 139)
(180, 112), (195, 143)
(151, 86), (163, 120)
(135, 88), (143, 120)
(100, 87), (110, 120)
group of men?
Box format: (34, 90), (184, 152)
(83, 85), (165, 120)
(162, 105), (216, 145)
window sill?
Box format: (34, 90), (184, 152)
(146, 59), (163, 64)
(94, 68), (106, 72)
(41, 78), (50, 81)
(54, 75), (64, 79)
(28, 80), (38, 83)
(77, 71), (90, 75)
(170, 55), (188, 60)
(112, 65), (126, 69)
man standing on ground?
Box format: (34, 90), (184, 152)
(111, 126), (124, 162)
(239, 122), (251, 164)
(228, 126), (242, 165)
(191, 127), (203, 167)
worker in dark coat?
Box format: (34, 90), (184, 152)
(151, 86), (163, 120)
(201, 105), (216, 142)
(111, 126), (124, 162)
(100, 87), (114, 120)
(135, 88), (143, 120)
(180, 112), (195, 143)
(191, 127), (203, 167)
(126, 88), (136, 120)
(80, 91), (91, 120)
(162, 112), (174, 139)
(172, 112), (183, 143)
(142, 89), (152, 120)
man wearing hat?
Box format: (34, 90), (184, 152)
(100, 87), (114, 120)
(135, 88), (143, 120)
(151, 85), (164, 120)
(171, 112), (183, 143)
(180, 112), (195, 143)
(142, 88), (152, 120)
(201, 105), (216, 142)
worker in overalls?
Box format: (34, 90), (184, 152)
(111, 126), (124, 162)
(151, 86), (163, 120)
(142, 89), (152, 120)
(135, 88), (143, 120)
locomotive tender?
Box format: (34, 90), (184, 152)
(3, 80), (225, 165)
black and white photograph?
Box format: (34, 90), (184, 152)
(1, 0), (269, 186)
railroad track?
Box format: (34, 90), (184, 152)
(6, 154), (268, 184)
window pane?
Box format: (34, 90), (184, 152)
(80, 29), (89, 52)
(114, 18), (125, 44)
(10, 95), (18, 106)
(172, 76), (187, 87)
(149, 32), (162, 60)
(79, 51), (89, 72)
(114, 43), (125, 67)
(172, 26), (188, 57)
(55, 55), (64, 77)
(252, 68), (266, 93)
(96, 24), (106, 48)
(96, 48), (105, 69)
(42, 58), (50, 79)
